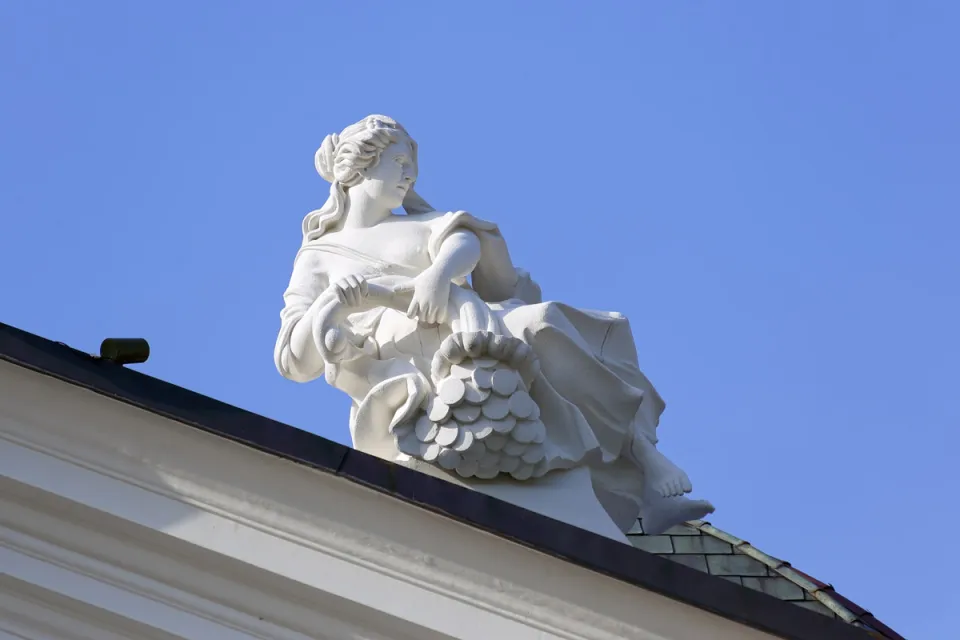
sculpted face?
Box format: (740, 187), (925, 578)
(357, 139), (417, 209)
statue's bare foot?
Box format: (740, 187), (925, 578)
(639, 496), (716, 536)
(651, 462), (693, 499)
(630, 436), (694, 498)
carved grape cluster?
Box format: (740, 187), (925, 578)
(392, 331), (548, 480)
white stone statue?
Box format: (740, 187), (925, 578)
(275, 115), (713, 542)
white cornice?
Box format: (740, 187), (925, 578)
(0, 574), (182, 640)
(0, 360), (776, 640)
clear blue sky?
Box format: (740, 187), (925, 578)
(2, 2), (957, 636)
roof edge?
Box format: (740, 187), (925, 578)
(0, 321), (877, 640)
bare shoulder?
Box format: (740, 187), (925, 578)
(404, 210), (487, 237)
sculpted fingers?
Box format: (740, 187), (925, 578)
(341, 276), (355, 306)
(334, 275), (369, 307)
(348, 276), (363, 306)
(434, 299), (449, 325)
(411, 298), (442, 325)
(335, 281), (349, 305)
(407, 300), (420, 321)
(427, 297), (449, 325)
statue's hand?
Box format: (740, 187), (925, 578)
(332, 275), (369, 308)
(406, 267), (451, 325)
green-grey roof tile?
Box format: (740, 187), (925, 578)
(741, 577), (806, 601)
(629, 535), (674, 554)
(661, 553), (708, 572)
(661, 523), (701, 536)
(672, 535), (733, 555)
(633, 519), (903, 638)
(706, 553), (768, 576)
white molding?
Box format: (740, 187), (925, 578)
(0, 480), (444, 640)
(1, 514), (314, 640)
(0, 575), (181, 640)
(0, 361), (774, 640)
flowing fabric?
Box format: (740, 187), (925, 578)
(275, 210), (666, 527)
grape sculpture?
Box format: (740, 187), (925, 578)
(390, 330), (548, 480)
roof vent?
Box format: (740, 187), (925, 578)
(99, 338), (150, 365)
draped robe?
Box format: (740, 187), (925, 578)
(275, 210), (667, 530)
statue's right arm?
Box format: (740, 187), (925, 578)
(286, 303), (325, 376)
(275, 251), (328, 382)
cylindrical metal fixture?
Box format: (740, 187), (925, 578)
(99, 338), (150, 365)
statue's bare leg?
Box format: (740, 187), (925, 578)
(629, 434), (714, 535)
(630, 433), (693, 498)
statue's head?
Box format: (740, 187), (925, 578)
(304, 115), (432, 242)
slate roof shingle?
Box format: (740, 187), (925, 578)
(629, 520), (904, 639)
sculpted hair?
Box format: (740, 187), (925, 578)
(302, 115), (434, 243)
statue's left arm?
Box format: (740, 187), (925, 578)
(430, 229), (482, 283)
(406, 227), (482, 325)
(427, 211), (542, 304)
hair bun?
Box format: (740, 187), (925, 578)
(314, 133), (339, 182)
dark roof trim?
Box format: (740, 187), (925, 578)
(0, 322), (872, 640)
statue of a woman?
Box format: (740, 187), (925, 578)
(275, 115), (713, 541)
